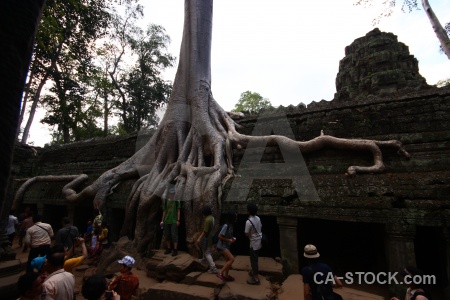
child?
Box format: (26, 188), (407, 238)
(89, 228), (99, 257)
(108, 256), (140, 300)
(216, 211), (237, 281)
(195, 205), (218, 274)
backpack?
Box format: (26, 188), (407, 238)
(211, 225), (223, 245)
(308, 266), (342, 300)
(314, 284), (336, 300)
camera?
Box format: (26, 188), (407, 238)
(105, 290), (113, 300)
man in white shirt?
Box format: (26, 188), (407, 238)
(245, 203), (262, 285)
(6, 209), (18, 244)
(42, 245), (75, 300)
(25, 214), (53, 273)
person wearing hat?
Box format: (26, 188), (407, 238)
(301, 244), (343, 300)
(160, 186), (181, 256)
(108, 255), (139, 300)
(391, 266), (432, 300)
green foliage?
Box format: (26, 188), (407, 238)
(121, 24), (174, 132)
(436, 78), (450, 87)
(232, 91), (272, 114)
(31, 1), (175, 143)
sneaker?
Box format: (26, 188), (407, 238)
(216, 273), (225, 281)
(247, 278), (260, 285)
(224, 274), (235, 281)
(171, 249), (178, 256)
(207, 267), (218, 274)
(164, 248), (171, 255)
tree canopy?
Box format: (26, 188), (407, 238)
(232, 90), (272, 114)
(19, 0), (174, 145)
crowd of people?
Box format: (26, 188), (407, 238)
(7, 195), (432, 300)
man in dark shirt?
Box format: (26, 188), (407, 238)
(301, 244), (343, 300)
(55, 217), (79, 251)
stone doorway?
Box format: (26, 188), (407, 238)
(297, 218), (386, 275)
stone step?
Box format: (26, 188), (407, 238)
(216, 270), (274, 300)
(0, 270), (24, 300)
(0, 259), (22, 277)
(278, 274), (303, 300)
(215, 255), (283, 282)
(140, 281), (216, 300)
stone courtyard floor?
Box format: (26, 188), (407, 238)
(1, 238), (391, 299)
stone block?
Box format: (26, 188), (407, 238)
(278, 274), (303, 300)
(217, 271), (273, 300)
(218, 256), (283, 282)
(140, 282), (215, 300)
(183, 271), (203, 285)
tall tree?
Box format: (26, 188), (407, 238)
(19, 0), (112, 144)
(355, 0), (450, 59)
(62, 0), (409, 258)
(232, 91), (272, 114)
(94, 4), (174, 135)
(120, 24), (174, 132)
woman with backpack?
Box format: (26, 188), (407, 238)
(216, 211), (237, 282)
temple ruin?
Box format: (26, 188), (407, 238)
(10, 29), (450, 298)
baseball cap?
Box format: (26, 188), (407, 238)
(31, 255), (46, 271)
(118, 255), (135, 268)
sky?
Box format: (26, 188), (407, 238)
(27, 0), (450, 146)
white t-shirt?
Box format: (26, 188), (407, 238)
(245, 215), (262, 250)
(91, 235), (98, 249)
(7, 215), (18, 235)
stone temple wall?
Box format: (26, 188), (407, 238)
(221, 87), (450, 227)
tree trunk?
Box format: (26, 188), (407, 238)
(421, 0), (450, 60)
(0, 0), (46, 256)
(21, 72), (49, 145)
(61, 0), (410, 258)
(17, 65), (35, 141)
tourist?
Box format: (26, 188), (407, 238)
(301, 244), (343, 300)
(17, 271), (46, 300)
(93, 208), (103, 230)
(216, 211), (237, 282)
(84, 220), (93, 242)
(98, 221), (109, 248)
(108, 255), (140, 300)
(245, 203), (262, 285)
(25, 214), (53, 273)
(160, 186), (181, 256)
(89, 227), (99, 257)
(6, 209), (18, 245)
(91, 222), (108, 262)
(18, 206), (31, 248)
(195, 205), (218, 274)
(82, 275), (120, 300)
(41, 245), (75, 300)
(64, 237), (89, 273)
(55, 216), (79, 251)
(391, 266), (432, 300)
(21, 210), (34, 252)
